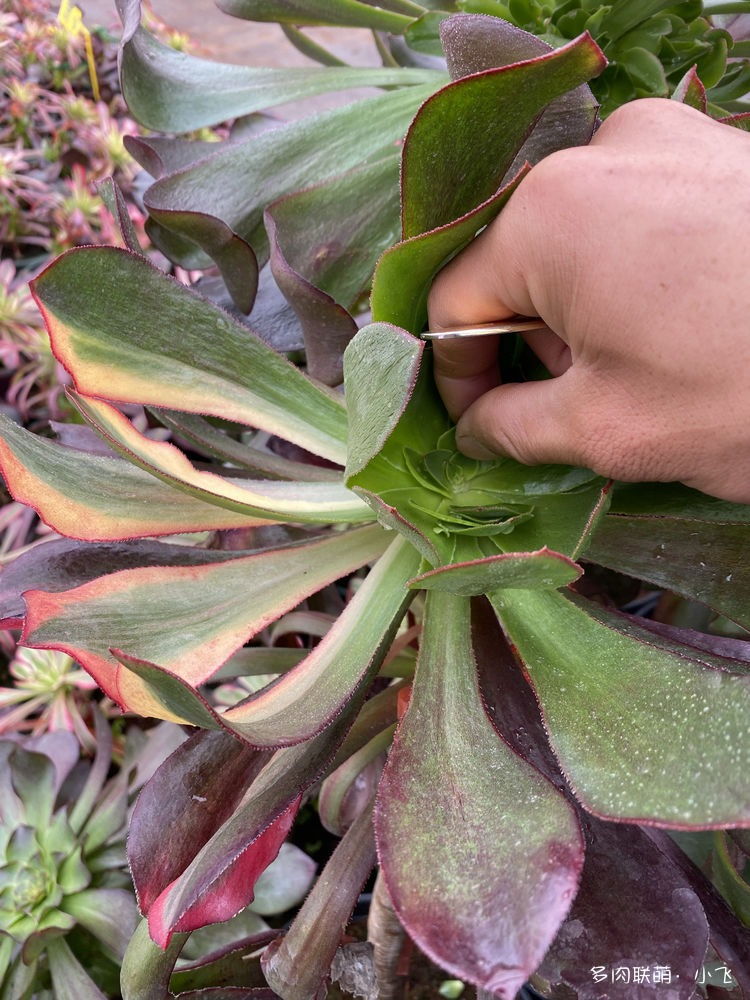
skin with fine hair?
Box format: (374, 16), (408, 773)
(427, 98), (750, 503)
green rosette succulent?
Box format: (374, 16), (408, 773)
(0, 719), (138, 999)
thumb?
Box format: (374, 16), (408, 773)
(454, 373), (591, 469)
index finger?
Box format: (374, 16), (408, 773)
(430, 334), (501, 423)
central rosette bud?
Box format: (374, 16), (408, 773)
(403, 442), (535, 539)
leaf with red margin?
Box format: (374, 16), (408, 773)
(138, 704), (360, 946)
(129, 731), (272, 915)
(440, 14), (601, 185)
(371, 167), (528, 333)
(70, 394), (369, 526)
(409, 546), (581, 596)
(586, 483), (750, 630)
(265, 155), (401, 385)
(375, 589), (583, 998)
(111, 536), (418, 742)
(21, 523), (387, 711)
(31, 247), (349, 465)
(490, 587), (750, 827)
(672, 65), (708, 110)
(148, 797), (300, 942)
(0, 416), (259, 542)
(473, 603), (712, 997)
(401, 32), (606, 237)
(0, 538), (254, 627)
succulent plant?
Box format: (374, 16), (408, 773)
(0, 718), (138, 999)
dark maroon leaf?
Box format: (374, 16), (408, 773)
(472, 595), (565, 787)
(375, 590), (583, 997)
(643, 828), (750, 999)
(538, 816), (709, 999)
(129, 730), (272, 914)
(587, 484), (750, 629)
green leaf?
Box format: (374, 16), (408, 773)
(0, 416), (260, 541)
(712, 831), (750, 926)
(409, 546), (582, 595)
(375, 590), (583, 995)
(371, 167), (527, 333)
(32, 248), (349, 466)
(490, 588), (750, 826)
(249, 843), (316, 916)
(621, 46), (669, 94)
(70, 394), (369, 525)
(140, 83), (437, 297)
(401, 32), (606, 236)
(217, 536), (418, 744)
(345, 323), (446, 479)
(215, 0), (418, 30)
(61, 889), (138, 960)
(46, 937), (108, 1000)
(121, 23), (445, 131)
(21, 524), (388, 716)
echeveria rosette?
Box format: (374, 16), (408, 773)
(0, 726), (137, 998)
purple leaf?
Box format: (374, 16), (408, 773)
(538, 816), (709, 999)
(135, 704), (361, 946)
(129, 730), (273, 915)
(644, 828), (750, 998)
(148, 797), (300, 945)
(375, 590), (583, 997)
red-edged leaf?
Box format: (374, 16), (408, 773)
(21, 524), (386, 711)
(490, 588), (750, 827)
(409, 546), (581, 596)
(148, 797), (300, 946)
(441, 14), (600, 180)
(0, 538), (251, 627)
(375, 589), (583, 997)
(0, 416), (258, 541)
(110, 536), (417, 742)
(136, 705), (359, 946)
(401, 31), (606, 237)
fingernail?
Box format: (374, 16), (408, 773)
(455, 432), (500, 461)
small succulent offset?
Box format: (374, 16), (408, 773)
(0, 1), (749, 999)
(0, 718), (137, 999)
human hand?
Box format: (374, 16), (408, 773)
(427, 99), (750, 503)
